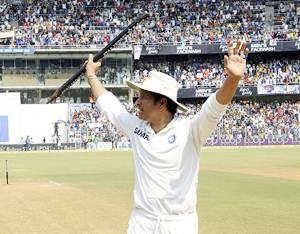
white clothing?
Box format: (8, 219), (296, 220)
(127, 208), (198, 234)
(96, 92), (226, 233)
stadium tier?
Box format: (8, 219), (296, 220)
(0, 0), (299, 46)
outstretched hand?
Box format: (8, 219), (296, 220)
(224, 40), (249, 80)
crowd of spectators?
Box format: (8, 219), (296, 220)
(0, 0), (299, 47)
(68, 103), (134, 148)
(99, 65), (131, 85)
(68, 99), (300, 148)
(134, 57), (300, 87)
(205, 100), (299, 143)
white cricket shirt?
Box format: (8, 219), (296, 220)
(96, 92), (226, 216)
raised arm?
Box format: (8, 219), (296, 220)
(85, 54), (107, 99)
(216, 40), (249, 104)
(85, 54), (140, 138)
(191, 40), (249, 148)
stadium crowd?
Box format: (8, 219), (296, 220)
(0, 0), (299, 47)
(134, 57), (300, 87)
(68, 103), (134, 148)
(68, 100), (300, 148)
(202, 100), (300, 142)
(1, 1), (299, 89)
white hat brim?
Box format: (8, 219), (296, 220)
(127, 80), (189, 112)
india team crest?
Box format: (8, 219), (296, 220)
(168, 134), (176, 144)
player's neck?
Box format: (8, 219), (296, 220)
(150, 113), (174, 134)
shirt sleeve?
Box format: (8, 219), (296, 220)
(95, 92), (140, 138)
(190, 92), (227, 148)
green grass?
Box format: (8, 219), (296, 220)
(0, 147), (299, 234)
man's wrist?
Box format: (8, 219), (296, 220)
(87, 75), (99, 86)
(87, 74), (98, 80)
(227, 75), (241, 83)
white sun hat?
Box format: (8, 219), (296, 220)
(127, 71), (189, 112)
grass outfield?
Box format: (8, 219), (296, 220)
(0, 147), (299, 234)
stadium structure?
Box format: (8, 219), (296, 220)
(0, 0), (299, 150)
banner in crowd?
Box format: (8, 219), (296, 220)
(178, 87), (216, 98)
(0, 138), (299, 151)
(257, 84), (300, 95)
(235, 86), (258, 96)
(0, 30), (14, 39)
(141, 40), (300, 56)
(69, 103), (92, 119)
(205, 137), (300, 146)
(85, 138), (300, 149)
(0, 48), (35, 54)
(178, 86), (257, 98)
(86, 141), (131, 150)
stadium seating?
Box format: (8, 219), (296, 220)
(0, 0), (299, 47)
(134, 57), (300, 87)
(68, 100), (300, 147)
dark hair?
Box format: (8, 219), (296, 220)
(151, 92), (178, 115)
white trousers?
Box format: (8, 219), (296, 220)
(127, 208), (198, 234)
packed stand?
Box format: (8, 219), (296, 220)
(215, 100), (300, 142)
(134, 57), (300, 87)
(69, 103), (134, 149)
(0, 0), (299, 47)
(68, 100), (300, 148)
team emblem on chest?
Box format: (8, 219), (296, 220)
(168, 134), (176, 144)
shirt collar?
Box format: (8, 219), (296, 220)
(146, 116), (178, 136)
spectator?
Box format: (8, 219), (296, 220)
(0, 1), (299, 47)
